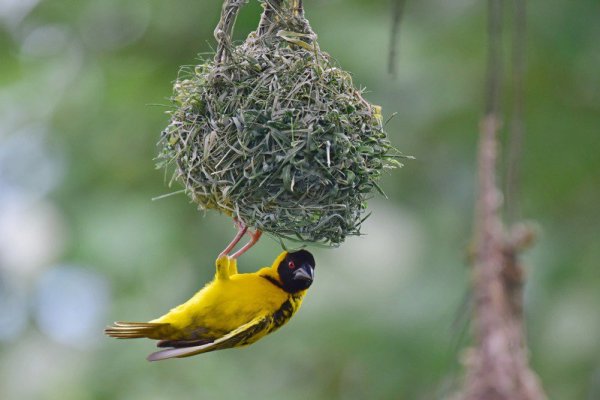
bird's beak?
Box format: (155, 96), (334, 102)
(293, 263), (314, 282)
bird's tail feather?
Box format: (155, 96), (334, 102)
(104, 321), (172, 339)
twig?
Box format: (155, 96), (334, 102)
(461, 0), (546, 399)
(505, 0), (527, 223)
(484, 0), (503, 116)
(388, 0), (407, 77)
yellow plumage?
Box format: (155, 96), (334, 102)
(105, 250), (315, 361)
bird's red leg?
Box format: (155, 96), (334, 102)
(219, 218), (248, 258)
(231, 229), (263, 259)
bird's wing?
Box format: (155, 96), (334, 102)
(147, 314), (271, 361)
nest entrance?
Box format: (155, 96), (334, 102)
(158, 0), (401, 246)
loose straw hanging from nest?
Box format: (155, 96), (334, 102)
(157, 0), (403, 246)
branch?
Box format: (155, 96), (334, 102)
(461, 0), (547, 399)
(505, 0), (527, 223)
(388, 0), (407, 77)
(484, 0), (503, 116)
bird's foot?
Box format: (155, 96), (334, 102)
(219, 218), (263, 260)
(231, 229), (263, 259)
(219, 218), (248, 258)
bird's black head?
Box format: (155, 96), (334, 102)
(277, 250), (316, 294)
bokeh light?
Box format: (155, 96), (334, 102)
(33, 265), (109, 349)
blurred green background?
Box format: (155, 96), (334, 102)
(1, 0), (599, 399)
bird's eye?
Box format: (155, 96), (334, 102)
(288, 261), (295, 269)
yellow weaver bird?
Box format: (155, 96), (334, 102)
(105, 224), (315, 361)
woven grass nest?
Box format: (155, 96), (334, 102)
(158, 0), (403, 246)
